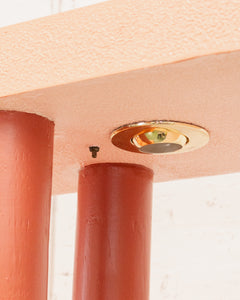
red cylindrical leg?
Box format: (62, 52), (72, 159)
(73, 163), (153, 300)
(0, 111), (54, 299)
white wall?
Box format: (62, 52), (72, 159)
(0, 0), (108, 27)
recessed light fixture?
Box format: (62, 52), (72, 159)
(111, 121), (209, 154)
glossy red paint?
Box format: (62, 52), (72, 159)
(0, 111), (54, 299)
(73, 163), (153, 300)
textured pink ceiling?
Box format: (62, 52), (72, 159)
(1, 0), (240, 98)
(1, 1), (240, 195)
(1, 51), (240, 194)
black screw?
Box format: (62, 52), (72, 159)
(157, 132), (167, 140)
(89, 146), (100, 158)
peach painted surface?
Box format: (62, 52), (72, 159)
(0, 51), (240, 194)
(0, 1), (240, 194)
(0, 0), (240, 97)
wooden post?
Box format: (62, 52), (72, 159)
(0, 111), (54, 299)
(73, 163), (153, 300)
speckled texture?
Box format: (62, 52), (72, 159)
(0, 0), (240, 97)
(1, 51), (240, 194)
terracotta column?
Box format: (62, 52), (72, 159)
(73, 163), (153, 300)
(0, 111), (54, 299)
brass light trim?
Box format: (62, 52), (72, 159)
(111, 121), (209, 155)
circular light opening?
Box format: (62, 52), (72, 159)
(111, 121), (209, 155)
(139, 143), (183, 154)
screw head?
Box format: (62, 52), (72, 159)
(144, 130), (167, 143)
(89, 146), (100, 158)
